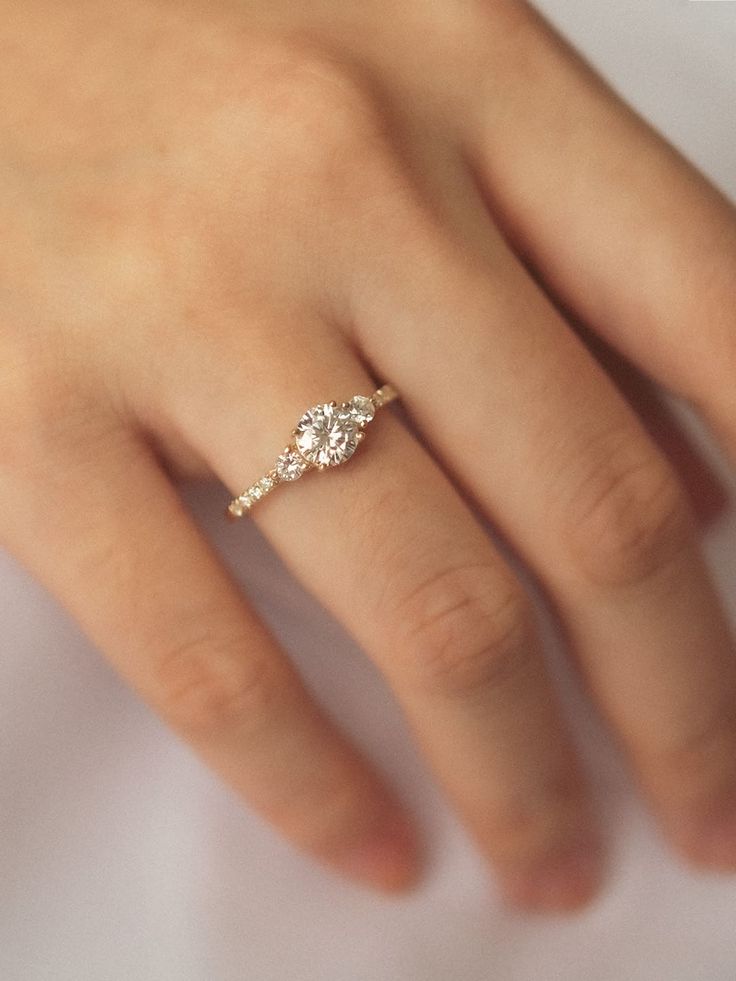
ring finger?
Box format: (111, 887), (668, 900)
(159, 315), (603, 911)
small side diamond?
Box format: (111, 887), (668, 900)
(228, 499), (245, 518)
(249, 484), (264, 501)
(229, 495), (253, 518)
(259, 476), (274, 494)
(373, 384), (397, 408)
(276, 447), (309, 481)
(348, 395), (376, 426)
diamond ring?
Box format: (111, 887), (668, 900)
(226, 384), (399, 519)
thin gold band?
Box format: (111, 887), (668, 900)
(227, 383), (399, 519)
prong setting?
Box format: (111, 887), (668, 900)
(227, 386), (398, 518)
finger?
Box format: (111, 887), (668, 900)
(353, 223), (736, 873)
(469, 2), (736, 452)
(164, 320), (603, 912)
(0, 411), (419, 893)
(582, 331), (729, 532)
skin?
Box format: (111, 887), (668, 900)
(2, 0), (736, 913)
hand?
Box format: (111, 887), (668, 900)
(3, 0), (736, 913)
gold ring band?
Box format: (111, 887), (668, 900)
(226, 383), (399, 519)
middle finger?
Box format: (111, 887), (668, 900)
(354, 222), (736, 871)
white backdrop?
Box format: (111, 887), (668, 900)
(2, 2), (736, 979)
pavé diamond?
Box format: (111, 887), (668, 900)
(348, 395), (376, 426)
(276, 447), (309, 481)
(295, 402), (361, 467)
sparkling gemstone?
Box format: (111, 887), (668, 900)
(228, 499), (244, 518)
(348, 395), (376, 426)
(294, 402), (361, 467)
(373, 384), (395, 408)
(249, 484), (264, 501)
(276, 447), (309, 481)
(259, 476), (274, 493)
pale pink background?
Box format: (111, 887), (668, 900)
(2, 2), (736, 978)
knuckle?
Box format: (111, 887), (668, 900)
(152, 630), (284, 738)
(220, 41), (408, 233)
(563, 433), (693, 587)
(393, 562), (534, 698)
(250, 44), (386, 165)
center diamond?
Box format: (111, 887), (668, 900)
(294, 402), (361, 468)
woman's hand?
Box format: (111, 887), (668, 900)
(3, 0), (736, 912)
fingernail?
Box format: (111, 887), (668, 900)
(333, 814), (422, 894)
(686, 800), (736, 870)
(503, 837), (603, 913)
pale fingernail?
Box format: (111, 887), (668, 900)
(503, 836), (603, 913)
(333, 814), (422, 894)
